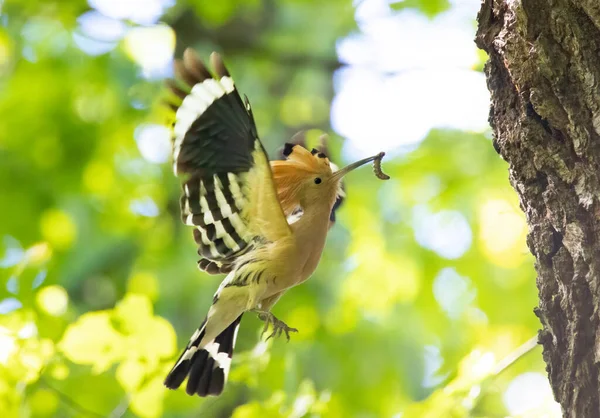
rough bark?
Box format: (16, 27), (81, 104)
(476, 0), (600, 416)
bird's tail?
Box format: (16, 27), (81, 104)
(164, 314), (243, 397)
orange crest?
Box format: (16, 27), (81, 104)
(270, 143), (333, 215)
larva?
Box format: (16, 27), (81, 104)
(373, 152), (390, 180)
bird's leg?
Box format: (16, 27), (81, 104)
(253, 309), (298, 341)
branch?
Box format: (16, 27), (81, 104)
(492, 334), (539, 376)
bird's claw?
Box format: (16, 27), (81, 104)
(256, 311), (298, 342)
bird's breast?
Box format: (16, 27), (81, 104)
(294, 227), (328, 284)
(272, 205), (333, 291)
(299, 245), (326, 283)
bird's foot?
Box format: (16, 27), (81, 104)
(254, 310), (298, 341)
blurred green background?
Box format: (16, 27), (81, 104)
(0, 0), (560, 417)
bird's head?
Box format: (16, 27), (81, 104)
(271, 143), (382, 214)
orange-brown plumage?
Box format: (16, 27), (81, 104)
(272, 151), (326, 211)
(271, 143), (343, 217)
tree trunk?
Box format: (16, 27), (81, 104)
(475, 0), (600, 416)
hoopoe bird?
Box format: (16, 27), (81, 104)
(163, 49), (388, 397)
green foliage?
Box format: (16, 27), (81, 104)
(0, 0), (554, 417)
(390, 0), (451, 18)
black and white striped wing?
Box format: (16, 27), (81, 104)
(168, 50), (290, 272)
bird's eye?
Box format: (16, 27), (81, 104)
(314, 177), (322, 184)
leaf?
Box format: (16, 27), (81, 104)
(58, 311), (125, 373)
(112, 294), (176, 365)
(129, 376), (166, 418)
(59, 294), (176, 375)
(116, 358), (146, 393)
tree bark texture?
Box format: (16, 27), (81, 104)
(476, 0), (600, 416)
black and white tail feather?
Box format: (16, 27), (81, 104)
(164, 50), (292, 397)
(164, 312), (242, 396)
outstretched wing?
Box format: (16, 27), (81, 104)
(167, 49), (291, 273)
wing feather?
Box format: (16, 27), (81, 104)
(168, 50), (290, 273)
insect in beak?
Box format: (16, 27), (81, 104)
(331, 152), (390, 181)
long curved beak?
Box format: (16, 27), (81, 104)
(331, 152), (385, 182)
